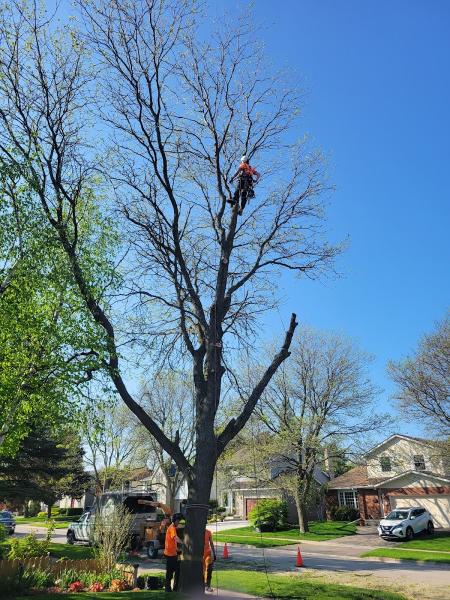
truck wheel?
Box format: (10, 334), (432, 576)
(405, 527), (414, 541)
(427, 521), (434, 535)
(67, 531), (76, 545)
(147, 545), (159, 559)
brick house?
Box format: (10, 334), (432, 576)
(327, 434), (450, 528)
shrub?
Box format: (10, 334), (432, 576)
(21, 568), (55, 589)
(0, 568), (54, 595)
(37, 511), (47, 518)
(329, 505), (359, 522)
(8, 534), (48, 559)
(28, 500), (41, 517)
(92, 504), (134, 572)
(58, 508), (68, 516)
(248, 499), (288, 531)
(0, 524), (6, 558)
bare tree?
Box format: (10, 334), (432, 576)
(0, 1), (340, 590)
(254, 330), (379, 532)
(81, 395), (149, 493)
(139, 372), (195, 511)
(388, 313), (450, 437)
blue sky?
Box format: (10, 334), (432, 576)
(214, 0), (450, 432)
(52, 1), (448, 437)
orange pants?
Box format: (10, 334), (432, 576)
(203, 554), (213, 585)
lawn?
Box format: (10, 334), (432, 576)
(362, 531), (450, 563)
(214, 570), (406, 599)
(393, 530), (450, 551)
(0, 540), (95, 560)
(48, 542), (95, 559)
(213, 521), (357, 547)
(15, 516), (72, 529)
(10, 570), (406, 600)
(362, 548), (450, 563)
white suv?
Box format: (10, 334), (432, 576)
(378, 507), (434, 540)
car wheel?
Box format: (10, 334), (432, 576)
(147, 545), (159, 559)
(405, 527), (414, 541)
(427, 521), (434, 535)
(67, 531), (76, 545)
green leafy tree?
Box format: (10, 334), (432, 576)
(0, 424), (90, 515)
(0, 160), (116, 456)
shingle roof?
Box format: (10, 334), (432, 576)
(327, 465), (388, 489)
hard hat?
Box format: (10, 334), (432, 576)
(241, 155), (248, 163)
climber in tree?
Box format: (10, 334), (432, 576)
(229, 155), (260, 215)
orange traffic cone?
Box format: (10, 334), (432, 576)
(223, 542), (229, 559)
(296, 545), (303, 567)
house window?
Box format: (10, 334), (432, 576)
(380, 456), (391, 472)
(338, 490), (357, 509)
(413, 455), (426, 470)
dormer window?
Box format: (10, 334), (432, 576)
(413, 454), (426, 471)
(380, 456), (391, 472)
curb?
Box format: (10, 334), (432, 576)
(218, 543), (449, 567)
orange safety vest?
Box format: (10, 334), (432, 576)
(164, 523), (178, 557)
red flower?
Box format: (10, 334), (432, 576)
(68, 580), (84, 592)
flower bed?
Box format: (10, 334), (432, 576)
(0, 560), (141, 596)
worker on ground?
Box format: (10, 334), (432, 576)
(203, 527), (217, 592)
(164, 513), (183, 593)
(229, 155), (260, 215)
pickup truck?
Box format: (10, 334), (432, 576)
(66, 491), (162, 549)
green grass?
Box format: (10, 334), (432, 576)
(0, 540), (95, 560)
(12, 593), (175, 600)
(393, 531), (450, 551)
(15, 516), (72, 529)
(48, 542), (95, 559)
(215, 570), (406, 599)
(362, 548), (450, 563)
(213, 521), (357, 547)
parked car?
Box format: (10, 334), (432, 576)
(0, 510), (16, 535)
(378, 507), (434, 540)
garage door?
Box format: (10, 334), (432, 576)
(391, 496), (450, 528)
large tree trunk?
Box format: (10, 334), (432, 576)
(47, 503), (52, 520)
(180, 462), (215, 595)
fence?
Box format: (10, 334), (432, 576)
(0, 557), (137, 586)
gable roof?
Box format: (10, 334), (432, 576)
(328, 465), (450, 490)
(371, 470), (450, 488)
(365, 434), (434, 457)
(327, 465), (388, 489)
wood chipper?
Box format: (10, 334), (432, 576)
(137, 499), (184, 559)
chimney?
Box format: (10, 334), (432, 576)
(324, 447), (335, 480)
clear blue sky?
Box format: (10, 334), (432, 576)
(216, 0), (450, 432)
(54, 0), (448, 436)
